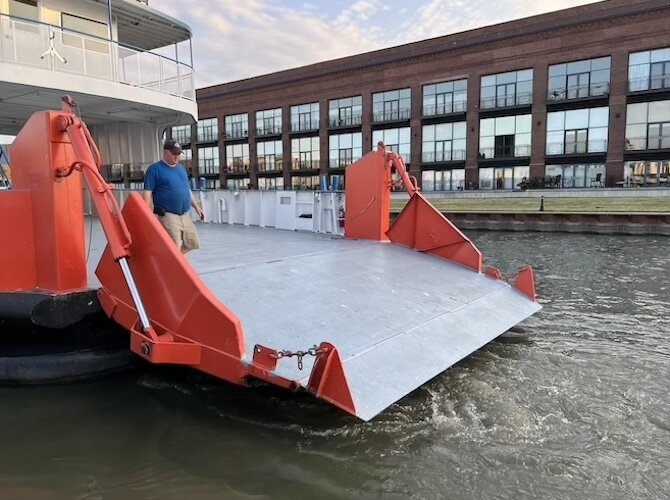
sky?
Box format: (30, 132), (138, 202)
(1, 0), (600, 144)
(153, 0), (601, 89)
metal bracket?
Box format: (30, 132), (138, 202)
(252, 344), (279, 371)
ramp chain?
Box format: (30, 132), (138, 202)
(277, 345), (325, 370)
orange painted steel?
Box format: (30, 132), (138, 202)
(0, 191), (36, 291)
(514, 266), (537, 301)
(307, 342), (357, 416)
(345, 145), (483, 272)
(95, 193), (248, 384)
(344, 147), (392, 241)
(0, 108), (88, 293)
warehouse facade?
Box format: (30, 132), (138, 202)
(174, 0), (670, 192)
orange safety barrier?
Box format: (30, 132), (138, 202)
(345, 144), (483, 272)
(95, 193), (248, 383)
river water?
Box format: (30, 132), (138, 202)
(1, 231), (669, 500)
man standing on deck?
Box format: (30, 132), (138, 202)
(143, 139), (205, 253)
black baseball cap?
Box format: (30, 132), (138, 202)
(163, 139), (183, 155)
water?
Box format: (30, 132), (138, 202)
(1, 232), (669, 500)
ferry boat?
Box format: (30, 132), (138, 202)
(0, 1), (542, 421)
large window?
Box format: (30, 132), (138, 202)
(479, 115), (531, 158)
(180, 148), (192, 171)
(422, 79), (467, 116)
(479, 166), (529, 190)
(257, 140), (283, 172)
(198, 118), (219, 142)
(422, 122), (466, 162)
(171, 124), (191, 144)
(421, 169), (465, 191)
(546, 163), (605, 188)
(480, 70), (533, 109)
(198, 146), (219, 175)
(629, 47), (670, 92)
(548, 57), (611, 101)
(256, 108), (282, 136)
(256, 141), (283, 172)
(373, 89), (411, 122)
(546, 107), (609, 154)
(624, 160), (669, 186)
(258, 176), (284, 190)
(225, 143), (249, 173)
(329, 174), (345, 190)
(291, 103), (319, 132)
(224, 114), (247, 140)
(291, 136), (320, 170)
(227, 178), (250, 190)
(329, 96), (362, 127)
(329, 132), (362, 168)
(200, 178), (220, 190)
(372, 128), (411, 163)
(291, 175), (320, 190)
(626, 101), (670, 150)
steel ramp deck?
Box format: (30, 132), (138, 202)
(186, 224), (541, 421)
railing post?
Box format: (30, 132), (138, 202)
(81, 36), (87, 76)
(136, 51), (140, 87)
(110, 40), (118, 83)
(177, 62), (182, 98)
(12, 18), (19, 63)
(159, 56), (164, 94)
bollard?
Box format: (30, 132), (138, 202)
(539, 196), (545, 212)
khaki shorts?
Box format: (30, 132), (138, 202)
(158, 212), (200, 253)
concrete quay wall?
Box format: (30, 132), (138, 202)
(442, 212), (670, 236)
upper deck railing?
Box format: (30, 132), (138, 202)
(0, 14), (195, 101)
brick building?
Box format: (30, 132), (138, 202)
(174, 0), (670, 191)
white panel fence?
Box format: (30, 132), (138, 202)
(84, 189), (346, 236)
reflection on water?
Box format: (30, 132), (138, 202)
(1, 232), (669, 500)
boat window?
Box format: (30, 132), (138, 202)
(61, 12), (109, 53)
(61, 12), (108, 39)
(8, 0), (38, 21)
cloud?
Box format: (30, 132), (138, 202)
(397, 0), (599, 43)
(152, 0), (600, 88)
(156, 0), (386, 87)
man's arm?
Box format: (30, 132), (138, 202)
(191, 193), (205, 221)
(143, 165), (155, 210)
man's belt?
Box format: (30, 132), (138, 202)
(154, 206), (186, 216)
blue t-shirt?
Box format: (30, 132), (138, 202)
(144, 161), (192, 215)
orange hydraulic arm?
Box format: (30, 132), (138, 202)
(58, 97), (160, 343)
(58, 98), (131, 263)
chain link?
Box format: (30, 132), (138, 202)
(276, 345), (324, 370)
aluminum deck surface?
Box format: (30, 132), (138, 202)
(86, 221), (541, 421)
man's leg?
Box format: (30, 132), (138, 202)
(180, 214), (200, 253)
(158, 213), (184, 250)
